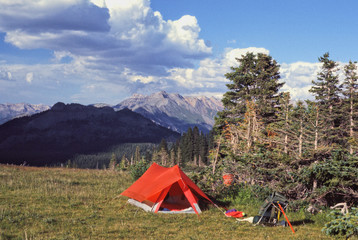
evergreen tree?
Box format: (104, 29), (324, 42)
(109, 153), (117, 170)
(309, 53), (342, 147)
(134, 146), (141, 165)
(170, 149), (176, 166)
(176, 147), (182, 166)
(193, 126), (200, 165)
(120, 154), (127, 170)
(199, 132), (208, 165)
(269, 92), (294, 154)
(157, 139), (169, 165)
(217, 52), (284, 130)
(151, 150), (160, 164)
(342, 61), (358, 154)
(158, 148), (169, 166)
(145, 151), (152, 163)
(158, 139), (168, 153)
(181, 127), (194, 164)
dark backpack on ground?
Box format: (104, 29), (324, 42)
(253, 192), (289, 226)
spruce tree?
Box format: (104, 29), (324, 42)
(217, 52), (284, 130)
(199, 132), (208, 165)
(342, 61), (358, 154)
(120, 154), (127, 170)
(193, 126), (200, 165)
(158, 139), (168, 153)
(134, 146), (141, 165)
(269, 92), (294, 154)
(180, 128), (194, 164)
(109, 153), (117, 170)
(309, 53), (342, 147)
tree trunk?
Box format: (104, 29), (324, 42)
(177, 148), (181, 166)
(246, 116), (252, 151)
(212, 136), (222, 174)
(314, 108), (319, 151)
(299, 118), (303, 158)
(284, 102), (289, 154)
(350, 89), (354, 154)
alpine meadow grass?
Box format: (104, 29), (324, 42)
(0, 165), (342, 239)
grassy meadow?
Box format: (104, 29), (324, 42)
(0, 165), (345, 240)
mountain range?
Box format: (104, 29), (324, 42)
(0, 102), (179, 166)
(0, 92), (223, 133)
(113, 91), (223, 133)
(0, 103), (50, 125)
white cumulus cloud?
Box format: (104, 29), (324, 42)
(0, 0), (211, 77)
(0, 0), (327, 105)
(280, 62), (321, 100)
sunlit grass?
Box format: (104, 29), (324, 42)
(0, 165), (340, 239)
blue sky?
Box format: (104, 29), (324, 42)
(0, 0), (357, 105)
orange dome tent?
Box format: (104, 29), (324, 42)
(121, 163), (213, 215)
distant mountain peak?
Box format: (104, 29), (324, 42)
(0, 103), (50, 125)
(151, 91), (170, 98)
(131, 93), (145, 99)
(114, 91), (223, 133)
(51, 102), (66, 111)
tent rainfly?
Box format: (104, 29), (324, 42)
(121, 163), (213, 215)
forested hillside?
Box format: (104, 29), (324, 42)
(70, 126), (214, 170)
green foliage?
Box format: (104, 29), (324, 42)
(218, 52), (283, 129)
(322, 208), (358, 238)
(309, 52), (343, 147)
(130, 159), (150, 180)
(119, 154), (127, 170)
(298, 150), (358, 204)
(179, 127), (212, 166)
(210, 52), (358, 207)
(109, 153), (117, 170)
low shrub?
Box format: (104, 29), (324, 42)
(322, 207), (358, 239)
(130, 160), (149, 180)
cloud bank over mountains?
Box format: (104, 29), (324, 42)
(0, 0), (321, 104)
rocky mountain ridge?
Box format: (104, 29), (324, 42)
(0, 92), (224, 133)
(114, 91), (223, 133)
(0, 103), (50, 125)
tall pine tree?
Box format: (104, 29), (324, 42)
(342, 61), (358, 154)
(309, 53), (342, 148)
(216, 52), (284, 137)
